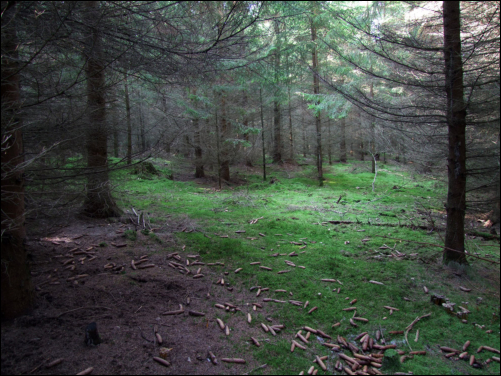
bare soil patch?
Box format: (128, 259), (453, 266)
(1, 215), (270, 375)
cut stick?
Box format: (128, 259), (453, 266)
(482, 346), (500, 354)
(208, 351), (217, 365)
(355, 332), (368, 341)
(188, 310), (205, 317)
(250, 262), (260, 265)
(292, 340), (306, 350)
(423, 286), (429, 294)
(46, 358), (64, 368)
(440, 346), (460, 353)
(415, 329), (419, 342)
(350, 299), (357, 305)
(321, 279), (337, 282)
(76, 367), (94, 375)
(235, 268), (243, 273)
(469, 355), (475, 366)
(350, 319), (358, 327)
(352, 317), (368, 322)
(261, 323), (269, 332)
(308, 306), (318, 314)
(247, 313), (252, 324)
(409, 351), (426, 355)
(225, 325), (230, 336)
(332, 322), (341, 328)
(384, 306), (400, 311)
(316, 356), (327, 371)
(369, 280), (384, 285)
(153, 357), (171, 367)
(221, 358), (246, 364)
(268, 325), (277, 336)
(297, 332), (309, 344)
(260, 266), (273, 271)
(155, 332), (163, 344)
(216, 318), (225, 330)
(459, 286), (471, 292)
(250, 337), (260, 347)
(291, 341), (296, 352)
(343, 307), (357, 311)
(316, 329), (331, 339)
(161, 309), (184, 315)
(304, 326), (317, 334)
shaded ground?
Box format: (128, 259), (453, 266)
(1, 214), (269, 375)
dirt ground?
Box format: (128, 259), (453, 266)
(1, 214), (271, 375)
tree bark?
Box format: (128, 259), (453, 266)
(311, 8), (323, 186)
(340, 115), (347, 162)
(83, 1), (121, 218)
(260, 88), (266, 181)
(125, 72), (132, 165)
(272, 20), (282, 164)
(328, 118), (332, 165)
(442, 1), (467, 264)
(1, 0), (34, 319)
(219, 91), (230, 181)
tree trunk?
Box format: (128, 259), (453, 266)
(1, 1), (34, 319)
(125, 72), (132, 165)
(288, 87), (294, 162)
(139, 100), (146, 153)
(83, 1), (121, 218)
(302, 111), (307, 157)
(442, 1), (467, 265)
(359, 141), (364, 161)
(112, 110), (119, 158)
(340, 115), (347, 162)
(311, 9), (323, 186)
(370, 82), (376, 174)
(219, 92), (230, 181)
(328, 118), (332, 165)
(260, 88), (267, 181)
(272, 20), (282, 164)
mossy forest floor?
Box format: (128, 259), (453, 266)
(2, 157), (499, 375)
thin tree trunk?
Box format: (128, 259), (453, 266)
(288, 87), (294, 162)
(139, 100), (146, 153)
(1, 1), (33, 319)
(219, 91), (230, 181)
(311, 9), (323, 186)
(124, 72), (132, 165)
(442, 1), (467, 265)
(83, 1), (121, 218)
(260, 88), (267, 181)
(370, 82), (376, 173)
(328, 118), (332, 165)
(272, 20), (282, 164)
(112, 110), (119, 158)
(302, 111), (307, 157)
(340, 115), (347, 162)
(215, 111), (222, 189)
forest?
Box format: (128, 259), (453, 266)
(1, 1), (500, 375)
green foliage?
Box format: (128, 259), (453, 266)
(125, 230), (137, 241)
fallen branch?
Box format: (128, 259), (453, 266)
(404, 313), (432, 351)
(374, 235), (500, 264)
(56, 306), (111, 318)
